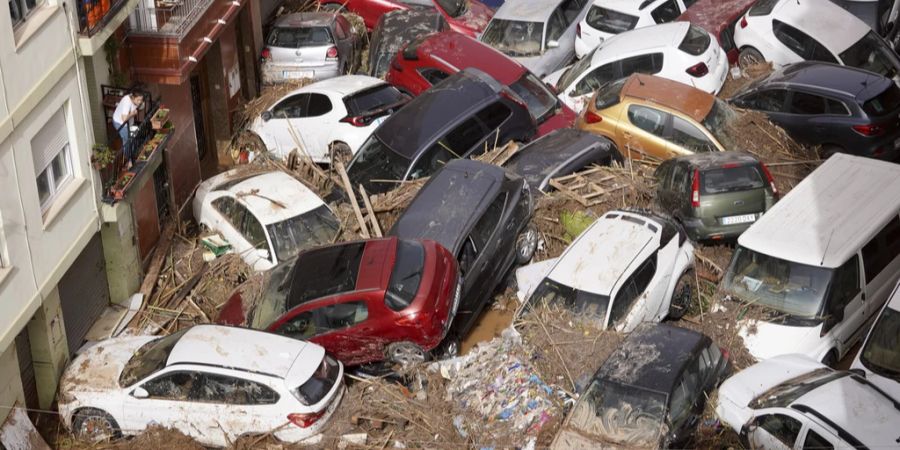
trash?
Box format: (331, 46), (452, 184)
(453, 415), (468, 438)
(338, 433), (368, 449)
(200, 233), (231, 258)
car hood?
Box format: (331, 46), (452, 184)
(738, 319), (824, 360)
(515, 55), (550, 77)
(515, 258), (558, 302)
(60, 336), (157, 397)
(447, 0), (493, 35)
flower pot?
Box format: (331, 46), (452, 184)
(151, 108), (170, 130)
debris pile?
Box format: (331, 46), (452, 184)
(718, 62), (774, 98)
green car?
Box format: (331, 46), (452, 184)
(654, 152), (778, 242)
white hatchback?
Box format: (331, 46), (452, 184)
(546, 22), (727, 113)
(249, 75), (409, 164)
(575, 0), (689, 58)
(58, 325), (345, 447)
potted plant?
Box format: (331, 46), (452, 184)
(112, 172), (135, 200)
(158, 120), (174, 134)
(90, 143), (115, 170)
(151, 107), (170, 130)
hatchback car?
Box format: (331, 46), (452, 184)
(389, 160), (535, 354)
(261, 12), (361, 84)
(676, 0), (758, 64)
(574, 0), (688, 58)
(730, 61), (900, 160)
(249, 75), (409, 164)
(852, 280), (900, 401)
(551, 323), (730, 449)
(716, 354), (900, 449)
(516, 209), (696, 330)
(217, 237), (460, 366)
(546, 22), (727, 113)
(734, 0), (900, 81)
(386, 31), (576, 136)
(655, 152), (778, 242)
(346, 68), (536, 195)
(58, 325), (344, 446)
(479, 0), (592, 77)
(503, 128), (621, 191)
(368, 9), (448, 78)
(193, 169), (339, 271)
(577, 74), (738, 160)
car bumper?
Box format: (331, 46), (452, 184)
(275, 383), (345, 443)
(261, 64), (340, 84)
(683, 217), (757, 242)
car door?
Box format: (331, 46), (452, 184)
(772, 20), (839, 64)
(289, 93), (334, 161)
(736, 88), (792, 131)
(192, 372), (283, 442)
(406, 112), (492, 180)
(334, 17), (355, 68)
(457, 193), (507, 321)
(654, 160), (676, 209)
(821, 255), (865, 355)
(795, 423), (840, 450)
(670, 162), (692, 220)
(619, 53), (665, 80)
(263, 93), (311, 156)
(669, 115), (720, 155)
(609, 253), (660, 329)
(210, 197), (255, 266)
(860, 215), (900, 328)
(275, 299), (378, 365)
(783, 90), (829, 144)
(621, 104), (673, 159)
(123, 370), (215, 442)
(666, 356), (704, 444)
(746, 411), (806, 450)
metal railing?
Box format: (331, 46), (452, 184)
(128, 0), (215, 38)
(101, 85), (159, 198)
(77, 0), (129, 35)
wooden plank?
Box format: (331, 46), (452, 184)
(129, 223), (176, 328)
(337, 162), (370, 238)
(359, 184), (383, 238)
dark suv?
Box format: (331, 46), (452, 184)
(654, 152), (778, 242)
(388, 159), (535, 354)
(730, 61), (900, 160)
(347, 68), (537, 194)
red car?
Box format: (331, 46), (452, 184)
(318, 0), (493, 36)
(218, 237), (460, 366)
(386, 31), (576, 137)
(677, 0), (757, 65)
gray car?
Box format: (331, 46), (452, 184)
(261, 12), (360, 85)
(479, 0), (591, 77)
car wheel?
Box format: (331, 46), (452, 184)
(738, 47), (765, 70)
(669, 271), (696, 320)
(515, 225), (539, 264)
(439, 337), (460, 359)
(329, 141), (352, 167)
(386, 342), (427, 366)
(822, 349), (839, 368)
(72, 408), (120, 442)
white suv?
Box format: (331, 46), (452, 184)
(575, 0), (690, 58)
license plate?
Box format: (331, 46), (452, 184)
(722, 214), (757, 225)
(283, 70), (313, 79)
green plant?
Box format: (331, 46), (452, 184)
(104, 37), (130, 87)
(91, 143), (115, 168)
(560, 211), (595, 242)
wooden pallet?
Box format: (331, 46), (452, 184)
(548, 168), (619, 207)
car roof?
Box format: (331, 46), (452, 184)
(774, 0), (869, 53)
(671, 151), (761, 170)
(493, 0), (565, 22)
(222, 171), (326, 225)
(416, 31), (527, 85)
(376, 69), (503, 157)
(285, 240), (377, 310)
(389, 160), (506, 252)
(548, 210), (660, 296)
(677, 0), (757, 37)
(370, 9), (446, 61)
(597, 323), (707, 393)
(166, 325), (317, 379)
(293, 75), (386, 97)
(504, 129), (615, 187)
(593, 22), (690, 59)
(619, 73), (715, 122)
(738, 153), (900, 268)
(592, 0), (661, 15)
(273, 12), (336, 28)
(757, 61), (890, 102)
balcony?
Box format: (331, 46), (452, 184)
(128, 0), (215, 38)
(76, 0), (141, 56)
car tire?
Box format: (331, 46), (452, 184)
(515, 225), (539, 265)
(738, 47), (765, 70)
(72, 408), (121, 442)
(386, 342), (427, 366)
(329, 141), (352, 167)
(439, 337), (460, 359)
(822, 349), (839, 368)
(669, 271), (697, 320)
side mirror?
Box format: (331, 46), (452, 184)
(849, 368), (866, 378)
(261, 111), (273, 122)
(547, 40), (560, 49)
(132, 387), (149, 399)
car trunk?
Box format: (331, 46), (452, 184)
(270, 43), (333, 68)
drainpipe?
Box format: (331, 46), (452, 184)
(180, 0), (243, 76)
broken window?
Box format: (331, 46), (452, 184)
(195, 374), (279, 405)
(752, 414), (803, 447)
(142, 371), (198, 401)
(610, 253), (657, 325)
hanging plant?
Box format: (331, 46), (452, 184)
(91, 143), (115, 170)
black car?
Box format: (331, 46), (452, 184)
(503, 128), (621, 192)
(346, 68), (537, 195)
(730, 61), (900, 160)
(551, 323), (731, 449)
(368, 9), (447, 78)
(388, 159), (535, 353)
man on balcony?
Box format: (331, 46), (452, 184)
(112, 89), (144, 169)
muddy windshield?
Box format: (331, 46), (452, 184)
(567, 380), (667, 447)
(750, 368), (847, 409)
(528, 277), (611, 327)
(267, 205), (339, 263)
(860, 307), (900, 380)
(385, 240), (425, 311)
(347, 135), (410, 185)
(510, 73), (558, 123)
(702, 99), (739, 150)
(481, 20), (544, 57)
(267, 27), (333, 48)
(558, 47), (597, 90)
(840, 31), (899, 79)
(723, 247), (833, 319)
(119, 329), (189, 387)
(435, 0), (466, 17)
(251, 261), (297, 329)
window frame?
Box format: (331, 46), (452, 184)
(276, 299), (371, 339)
(35, 143), (74, 213)
(627, 104), (670, 138)
(861, 215), (900, 283)
(650, 0), (681, 23)
(272, 93), (311, 119)
(9, 0), (43, 29)
(193, 372), (281, 405)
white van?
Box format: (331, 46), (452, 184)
(851, 280), (900, 400)
(721, 154), (900, 366)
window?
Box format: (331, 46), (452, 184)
(671, 116), (716, 152)
(671, 163), (690, 193)
(789, 92), (827, 115)
(230, 202), (268, 250)
(628, 105), (668, 137)
(272, 94), (310, 118)
(678, 25), (711, 56)
(9, 0), (40, 28)
(560, 0), (585, 22)
(276, 301), (369, 339)
(476, 102), (512, 131)
(32, 109), (73, 213)
(743, 89), (788, 112)
(609, 254), (657, 325)
(573, 63), (616, 96)
(861, 216), (900, 282)
(772, 20), (837, 63)
(142, 372), (198, 400)
(472, 193), (505, 250)
(385, 240), (425, 311)
(825, 98), (850, 115)
(419, 68), (450, 86)
(749, 0), (779, 16)
(619, 53), (664, 77)
(441, 117), (486, 155)
(547, 9), (567, 42)
(650, 0), (681, 23)
(586, 6), (639, 34)
(803, 430), (835, 450)
(306, 94), (332, 116)
(212, 197), (236, 221)
(194, 374), (279, 405)
(825, 255), (860, 316)
(753, 414), (803, 447)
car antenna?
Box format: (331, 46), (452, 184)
(820, 228), (835, 266)
(636, 74), (645, 86)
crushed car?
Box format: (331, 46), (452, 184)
(261, 12), (361, 84)
(575, 0), (689, 58)
(368, 9), (447, 78)
(676, 0), (757, 64)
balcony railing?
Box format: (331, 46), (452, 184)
(128, 0), (215, 38)
(77, 0), (130, 35)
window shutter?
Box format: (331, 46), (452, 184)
(31, 109), (69, 173)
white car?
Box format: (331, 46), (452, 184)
(575, 0), (689, 58)
(546, 22), (727, 113)
(514, 209), (695, 331)
(192, 169), (339, 271)
(716, 354), (900, 449)
(851, 280), (900, 400)
(249, 75), (409, 163)
(734, 0), (900, 82)
(58, 325), (345, 447)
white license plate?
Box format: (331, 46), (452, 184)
(722, 214), (757, 225)
(283, 71), (313, 79)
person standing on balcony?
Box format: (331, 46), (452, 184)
(112, 90), (144, 169)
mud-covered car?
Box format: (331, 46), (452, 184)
(58, 325), (344, 447)
(551, 323), (731, 449)
(503, 128), (621, 191)
(261, 12), (361, 84)
(368, 9), (448, 78)
(389, 160), (536, 354)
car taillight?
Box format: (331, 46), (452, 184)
(691, 169), (700, 208)
(288, 411), (325, 428)
(341, 115), (369, 127)
(760, 163), (778, 198)
(584, 110), (603, 124)
(740, 16), (747, 28)
(686, 62), (709, 77)
(261, 47), (271, 61)
(576, 23), (581, 38)
(852, 123), (885, 136)
(326, 46), (339, 60)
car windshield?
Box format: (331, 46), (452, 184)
(860, 306), (900, 380)
(723, 246), (834, 319)
(250, 261), (297, 329)
(566, 379), (667, 447)
(267, 26), (333, 48)
(435, 0), (466, 17)
(385, 240), (426, 311)
(839, 31), (898, 79)
(347, 135), (410, 185)
(119, 329), (189, 387)
(586, 5), (639, 34)
(557, 47), (598, 90)
(267, 205), (339, 262)
(481, 20), (544, 57)
(527, 277), (612, 328)
(293, 355), (340, 406)
(510, 73), (558, 123)
(701, 165), (765, 195)
(701, 99), (739, 150)
(750, 368), (847, 409)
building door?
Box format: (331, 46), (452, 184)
(14, 329), (39, 413)
(58, 234), (110, 355)
(190, 74), (208, 160)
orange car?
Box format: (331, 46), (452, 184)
(576, 74), (738, 160)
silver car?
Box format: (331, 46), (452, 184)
(261, 12), (361, 84)
(479, 0), (591, 77)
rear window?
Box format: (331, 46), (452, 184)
(293, 355), (339, 406)
(288, 243), (366, 310)
(345, 84), (408, 116)
(586, 6), (639, 34)
(863, 84), (900, 116)
(678, 24), (711, 56)
(701, 164), (765, 195)
(510, 73), (558, 124)
(385, 240), (425, 311)
(593, 78), (627, 110)
(267, 26), (333, 48)
(748, 0), (779, 16)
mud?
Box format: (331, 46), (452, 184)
(57, 426), (203, 450)
(459, 290), (516, 355)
